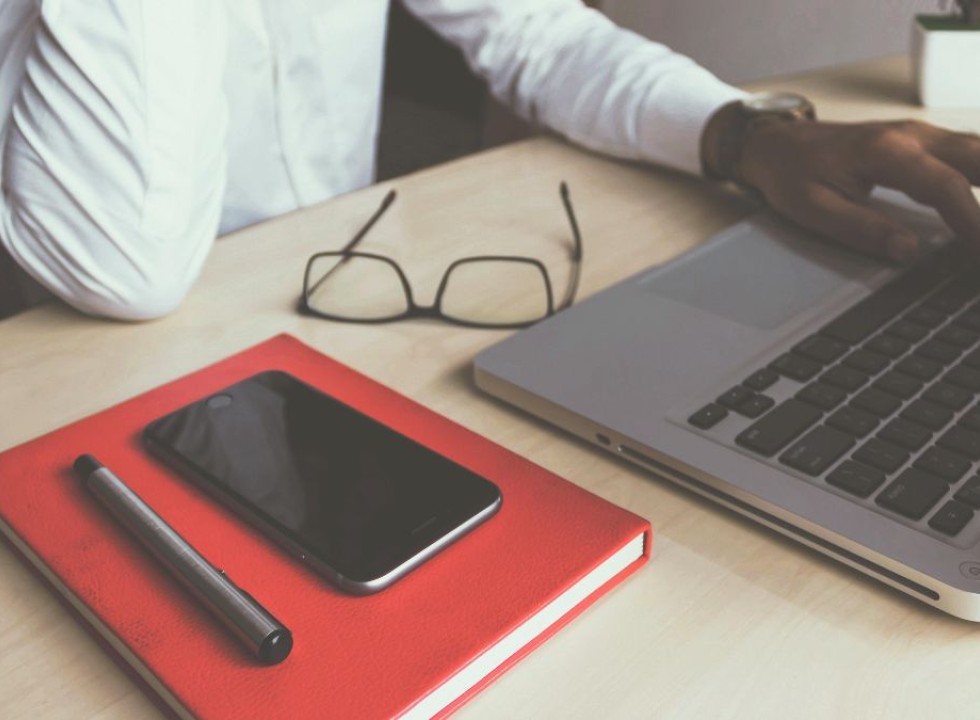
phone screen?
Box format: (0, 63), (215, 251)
(143, 371), (500, 590)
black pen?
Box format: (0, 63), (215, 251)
(73, 454), (292, 665)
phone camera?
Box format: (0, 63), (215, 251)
(206, 394), (233, 409)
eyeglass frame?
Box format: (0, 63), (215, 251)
(299, 182), (583, 329)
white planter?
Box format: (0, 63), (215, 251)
(913, 17), (980, 108)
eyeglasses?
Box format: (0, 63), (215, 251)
(299, 183), (583, 329)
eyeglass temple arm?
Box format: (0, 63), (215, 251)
(338, 189), (397, 255)
(557, 181), (583, 311)
(306, 189), (397, 297)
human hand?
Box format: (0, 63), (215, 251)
(735, 119), (980, 262)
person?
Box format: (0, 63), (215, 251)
(0, 0), (978, 321)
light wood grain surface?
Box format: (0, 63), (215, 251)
(3, 56), (980, 720)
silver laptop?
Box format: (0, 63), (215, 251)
(474, 195), (980, 621)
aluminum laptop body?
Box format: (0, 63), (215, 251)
(474, 202), (980, 621)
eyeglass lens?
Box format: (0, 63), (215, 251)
(306, 254), (410, 321)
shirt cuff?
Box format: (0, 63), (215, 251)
(636, 64), (747, 177)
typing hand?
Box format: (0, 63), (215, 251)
(736, 119), (980, 262)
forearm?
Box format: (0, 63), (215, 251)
(0, 0), (229, 320)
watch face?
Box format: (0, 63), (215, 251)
(744, 92), (810, 113)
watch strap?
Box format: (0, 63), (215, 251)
(703, 94), (816, 186)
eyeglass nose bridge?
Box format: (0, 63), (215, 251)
(405, 304), (444, 319)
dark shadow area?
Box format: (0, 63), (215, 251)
(0, 243), (50, 320)
(377, 2), (532, 181)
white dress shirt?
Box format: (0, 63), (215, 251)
(0, 0), (743, 319)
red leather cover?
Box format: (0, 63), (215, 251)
(0, 334), (651, 719)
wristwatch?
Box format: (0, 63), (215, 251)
(702, 91), (816, 185)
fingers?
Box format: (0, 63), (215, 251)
(865, 143), (980, 247)
(771, 183), (919, 262)
(929, 129), (980, 186)
(736, 119), (980, 259)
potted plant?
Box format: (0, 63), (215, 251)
(914, 0), (980, 107)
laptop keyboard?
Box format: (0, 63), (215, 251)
(687, 247), (980, 542)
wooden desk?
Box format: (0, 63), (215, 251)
(3, 56), (980, 719)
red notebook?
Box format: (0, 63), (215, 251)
(0, 334), (650, 719)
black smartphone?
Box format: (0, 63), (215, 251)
(143, 370), (501, 595)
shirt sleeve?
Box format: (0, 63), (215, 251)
(0, 0), (229, 320)
(401, 0), (746, 175)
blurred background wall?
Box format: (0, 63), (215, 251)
(602, 0), (939, 84)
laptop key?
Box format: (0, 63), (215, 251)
(793, 335), (848, 364)
(843, 349), (890, 375)
(958, 406), (980, 432)
(927, 294), (968, 315)
(885, 320), (930, 343)
(770, 353), (822, 382)
(688, 403), (729, 430)
(876, 468), (948, 520)
(878, 418), (932, 451)
(827, 405), (879, 438)
(929, 500), (974, 536)
(827, 460), (886, 498)
(737, 394), (776, 419)
(913, 448), (971, 483)
(866, 335), (910, 359)
(961, 347), (980, 370)
(917, 339), (963, 364)
(894, 355), (942, 382)
(954, 476), (980, 508)
(779, 426), (855, 476)
(744, 367), (779, 392)
(900, 399), (953, 431)
(938, 427), (980, 460)
(905, 305), (947, 328)
(851, 388), (902, 418)
(820, 365), (869, 392)
(953, 309), (980, 333)
(872, 370), (923, 400)
(852, 438), (909, 474)
(717, 385), (753, 410)
(935, 326), (980, 349)
(944, 365), (980, 393)
(925, 276), (980, 313)
(736, 399), (822, 457)
(923, 382), (973, 410)
(715, 387), (776, 419)
(796, 382), (847, 411)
